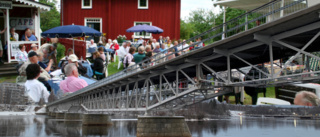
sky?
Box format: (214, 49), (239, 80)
(181, 0), (219, 20)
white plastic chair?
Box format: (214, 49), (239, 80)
(117, 56), (123, 69)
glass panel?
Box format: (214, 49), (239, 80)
(139, 0), (147, 7)
(83, 0), (90, 6)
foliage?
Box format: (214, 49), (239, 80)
(56, 43), (66, 63)
(39, 0), (60, 32)
(180, 20), (195, 40)
(180, 6), (260, 42)
(116, 35), (127, 44)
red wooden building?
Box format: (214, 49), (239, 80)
(60, 0), (181, 40)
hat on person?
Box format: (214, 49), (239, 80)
(99, 41), (103, 44)
(68, 54), (78, 62)
(28, 51), (38, 58)
(31, 43), (37, 47)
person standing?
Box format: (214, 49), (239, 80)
(0, 28), (6, 64)
(158, 36), (164, 46)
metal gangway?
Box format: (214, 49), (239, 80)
(47, 0), (320, 113)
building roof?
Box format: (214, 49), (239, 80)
(213, 0), (272, 11)
(14, 0), (51, 11)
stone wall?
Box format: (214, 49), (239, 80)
(137, 116), (191, 137)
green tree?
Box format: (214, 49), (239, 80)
(39, 0), (60, 32)
(180, 19), (195, 40)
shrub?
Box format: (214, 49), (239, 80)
(56, 43), (66, 63)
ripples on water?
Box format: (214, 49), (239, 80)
(0, 116), (319, 137)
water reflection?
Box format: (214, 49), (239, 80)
(0, 116), (319, 137)
(187, 117), (320, 137)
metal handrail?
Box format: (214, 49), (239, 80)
(47, 0), (308, 106)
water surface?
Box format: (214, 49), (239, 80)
(0, 116), (319, 137)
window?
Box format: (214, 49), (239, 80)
(85, 18), (102, 32)
(134, 22), (152, 38)
(138, 0), (148, 9)
(82, 0), (92, 9)
(85, 18), (102, 42)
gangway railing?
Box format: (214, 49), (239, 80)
(47, 0), (308, 107)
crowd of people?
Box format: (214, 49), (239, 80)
(92, 35), (205, 71)
(15, 42), (91, 104)
(0, 27), (38, 64)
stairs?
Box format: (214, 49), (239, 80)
(0, 62), (18, 77)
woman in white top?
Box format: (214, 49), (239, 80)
(105, 39), (113, 49)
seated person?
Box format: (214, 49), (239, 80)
(59, 48), (74, 68)
(19, 52), (52, 91)
(97, 41), (107, 51)
(294, 91), (320, 106)
(10, 28), (19, 41)
(166, 48), (176, 60)
(160, 44), (167, 52)
(134, 46), (146, 64)
(123, 47), (135, 69)
(60, 63), (88, 93)
(21, 29), (37, 41)
(61, 54), (87, 77)
(25, 64), (50, 104)
(145, 46), (152, 53)
(92, 51), (104, 74)
(88, 39), (97, 53)
(15, 44), (28, 64)
(108, 40), (119, 62)
(142, 51), (153, 68)
(153, 43), (161, 53)
(98, 47), (106, 61)
(118, 42), (130, 61)
(37, 52), (53, 72)
(28, 43), (38, 53)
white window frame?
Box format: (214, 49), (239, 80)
(134, 21), (152, 38)
(84, 18), (102, 32)
(82, 0), (92, 9)
(138, 0), (148, 9)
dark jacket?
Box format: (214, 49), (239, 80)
(61, 62), (87, 76)
(93, 57), (104, 73)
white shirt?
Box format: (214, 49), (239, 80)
(25, 79), (50, 103)
(105, 43), (112, 49)
(89, 43), (97, 48)
(182, 44), (189, 51)
(11, 32), (19, 41)
(118, 46), (130, 58)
